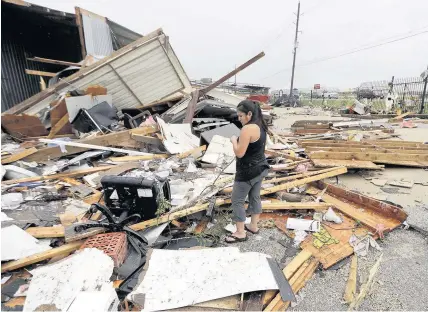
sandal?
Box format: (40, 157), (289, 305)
(245, 225), (260, 234)
(225, 234), (248, 244)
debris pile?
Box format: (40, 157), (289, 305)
(1, 26), (421, 312)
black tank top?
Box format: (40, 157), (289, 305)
(235, 123), (270, 182)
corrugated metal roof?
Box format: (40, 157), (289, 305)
(1, 39), (43, 112)
(107, 19), (142, 50)
(16, 29), (191, 116)
(81, 13), (114, 57)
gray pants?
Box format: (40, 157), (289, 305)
(231, 169), (269, 222)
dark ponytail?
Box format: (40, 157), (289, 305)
(237, 100), (268, 131)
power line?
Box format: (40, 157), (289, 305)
(261, 29), (428, 81)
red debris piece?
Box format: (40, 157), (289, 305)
(81, 232), (128, 267)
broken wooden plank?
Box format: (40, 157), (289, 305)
(263, 250), (312, 308)
(47, 113), (70, 139)
(24, 127), (155, 162)
(305, 146), (428, 154)
(27, 57), (81, 67)
(309, 151), (428, 163)
(260, 202), (330, 211)
(131, 133), (162, 145)
(50, 98), (73, 136)
(344, 255), (358, 304)
(1, 114), (49, 138)
(1, 241), (84, 273)
(313, 181), (408, 222)
(25, 226), (65, 238)
(109, 154), (168, 162)
(311, 159), (384, 170)
(1, 147), (38, 164)
(177, 145), (207, 159)
(2, 165), (116, 185)
(260, 167), (347, 196)
(25, 69), (56, 77)
(38, 138), (150, 156)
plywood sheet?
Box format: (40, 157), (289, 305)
(128, 248), (279, 311)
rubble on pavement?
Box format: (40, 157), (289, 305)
(1, 26), (426, 312)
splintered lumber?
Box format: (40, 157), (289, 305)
(131, 133), (162, 145)
(27, 57), (81, 67)
(38, 138), (150, 156)
(24, 127), (156, 162)
(1, 241), (84, 273)
(344, 255), (358, 304)
(1, 147), (38, 164)
(312, 181), (408, 224)
(308, 151), (428, 163)
(47, 113), (70, 139)
(2, 165), (116, 185)
(26, 226), (66, 238)
(260, 202), (330, 211)
(300, 140), (428, 149)
(25, 69), (56, 77)
(130, 199), (225, 231)
(260, 167), (347, 196)
(177, 145), (207, 159)
(110, 154), (168, 162)
(349, 254), (383, 311)
(311, 159), (384, 170)
(305, 146), (428, 154)
(263, 250), (312, 308)
(265, 258), (319, 311)
(221, 167), (346, 194)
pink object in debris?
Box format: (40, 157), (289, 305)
(401, 120), (417, 128)
(295, 162), (311, 173)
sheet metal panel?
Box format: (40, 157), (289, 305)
(23, 32), (190, 115)
(81, 13), (114, 57)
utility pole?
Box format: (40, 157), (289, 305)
(289, 1), (301, 99)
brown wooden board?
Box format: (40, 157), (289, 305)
(309, 151), (428, 162)
(49, 98), (72, 136)
(311, 159), (383, 169)
(1, 114), (48, 138)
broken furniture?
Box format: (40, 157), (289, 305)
(101, 175), (171, 221)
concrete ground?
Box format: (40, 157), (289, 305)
(238, 107), (428, 311)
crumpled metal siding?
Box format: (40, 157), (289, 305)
(23, 32), (190, 115)
(1, 40), (42, 112)
(82, 13), (114, 57)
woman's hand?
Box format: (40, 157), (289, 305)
(230, 136), (238, 144)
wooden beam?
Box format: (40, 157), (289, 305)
(305, 146), (428, 154)
(131, 133), (162, 145)
(201, 52), (265, 94)
(25, 69), (56, 77)
(24, 127), (155, 162)
(1, 241), (84, 273)
(1, 147), (38, 164)
(259, 167), (347, 196)
(110, 154), (168, 162)
(308, 151), (428, 162)
(27, 57), (81, 67)
(75, 7), (87, 59)
(2, 165), (116, 185)
(260, 202), (330, 210)
(26, 226), (65, 238)
(47, 113), (70, 139)
(177, 145), (207, 159)
(311, 159), (384, 170)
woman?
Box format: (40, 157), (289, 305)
(225, 100), (270, 243)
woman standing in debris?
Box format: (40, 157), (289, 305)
(225, 100), (269, 243)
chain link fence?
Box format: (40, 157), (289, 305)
(357, 76), (428, 113)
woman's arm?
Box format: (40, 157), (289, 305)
(231, 126), (252, 158)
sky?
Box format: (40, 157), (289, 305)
(29, 0), (428, 90)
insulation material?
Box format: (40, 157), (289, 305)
(128, 248), (279, 311)
(201, 135), (236, 174)
(157, 118), (199, 154)
(23, 248), (114, 312)
(1, 225), (52, 261)
(68, 283), (119, 312)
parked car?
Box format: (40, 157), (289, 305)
(324, 92), (339, 99)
